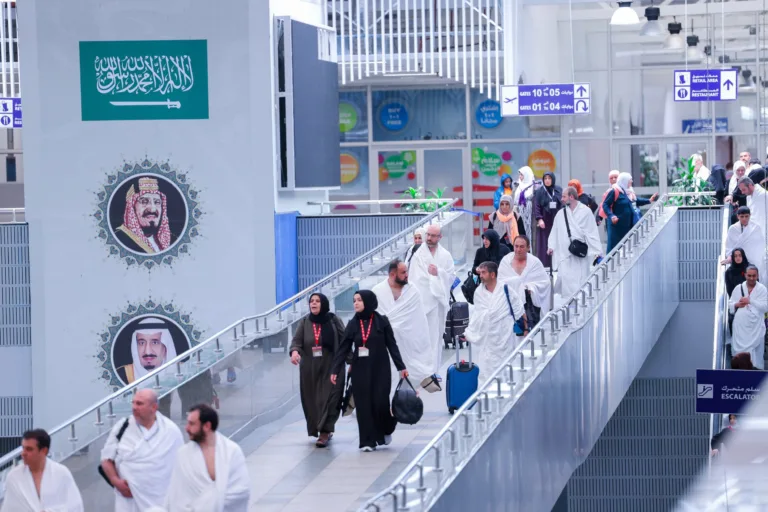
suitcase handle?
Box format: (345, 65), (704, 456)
(455, 337), (473, 365)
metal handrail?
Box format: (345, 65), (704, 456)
(361, 192), (702, 511)
(0, 199), (461, 470)
(708, 206), (732, 471)
(307, 198), (456, 215)
(0, 207), (24, 223)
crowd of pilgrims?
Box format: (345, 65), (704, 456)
(8, 159), (767, 511)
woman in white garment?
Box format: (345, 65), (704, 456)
(513, 166), (536, 245)
(404, 228), (424, 267)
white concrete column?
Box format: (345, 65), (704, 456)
(519, 5), (562, 84)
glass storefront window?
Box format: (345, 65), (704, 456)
(339, 91), (368, 143)
(371, 88), (467, 142)
(377, 149), (418, 212)
(330, 147), (370, 212)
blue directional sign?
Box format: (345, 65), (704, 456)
(682, 117), (728, 134)
(674, 69), (738, 102)
(500, 83), (590, 117)
(0, 98), (21, 128)
(696, 369), (768, 414)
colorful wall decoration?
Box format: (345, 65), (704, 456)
(372, 88), (467, 142)
(339, 91), (367, 143)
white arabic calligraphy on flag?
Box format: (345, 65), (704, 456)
(94, 55), (195, 96)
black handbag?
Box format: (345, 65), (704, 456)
(392, 377), (424, 425)
(564, 207), (589, 258)
(461, 271), (478, 305)
(340, 374), (355, 417)
(98, 417), (130, 487)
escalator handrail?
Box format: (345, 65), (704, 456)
(0, 199), (460, 470)
(361, 191), (713, 511)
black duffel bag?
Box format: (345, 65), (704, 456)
(460, 271), (478, 304)
(392, 377), (423, 425)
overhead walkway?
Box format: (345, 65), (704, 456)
(361, 193), (718, 512)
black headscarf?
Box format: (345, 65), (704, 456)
(482, 229), (502, 262)
(354, 290), (378, 319)
(534, 171), (563, 209)
(308, 293), (332, 324)
(725, 248), (750, 296)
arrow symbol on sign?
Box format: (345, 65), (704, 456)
(504, 97), (518, 105)
(109, 99), (182, 109)
(576, 86), (587, 97)
(723, 79), (734, 90)
(575, 100), (588, 112)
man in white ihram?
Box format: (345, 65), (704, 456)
(463, 261), (527, 382)
(738, 177), (768, 232)
(497, 235), (551, 326)
(165, 404), (251, 512)
(100, 389), (184, 512)
(721, 206), (767, 282)
(729, 265), (768, 369)
(1, 429), (84, 512)
(408, 224), (455, 373)
(372, 259), (435, 388)
(547, 186), (602, 301)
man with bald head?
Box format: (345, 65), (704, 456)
(407, 224), (455, 373)
(101, 389), (184, 512)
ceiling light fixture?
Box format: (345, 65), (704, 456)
(686, 21), (702, 61)
(664, 19), (684, 50)
(639, 6), (662, 37)
(610, 2), (640, 26)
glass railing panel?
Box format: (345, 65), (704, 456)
(360, 194), (703, 511)
(0, 200), (468, 503)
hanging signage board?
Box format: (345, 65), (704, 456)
(500, 83), (591, 117)
(682, 117), (728, 134)
(674, 69), (738, 102)
(696, 369), (768, 414)
(0, 98), (21, 128)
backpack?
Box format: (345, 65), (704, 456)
(598, 187), (620, 219)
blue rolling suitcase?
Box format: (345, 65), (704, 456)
(445, 341), (479, 414)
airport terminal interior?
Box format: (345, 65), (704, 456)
(1, 0), (768, 510)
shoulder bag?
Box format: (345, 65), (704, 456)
(564, 207), (589, 258)
(98, 417), (131, 487)
(503, 284), (527, 336)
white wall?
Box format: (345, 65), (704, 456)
(19, 0), (276, 428)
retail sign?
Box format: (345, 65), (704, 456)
(674, 69), (738, 102)
(79, 40), (209, 121)
(682, 117), (728, 134)
(500, 83), (590, 117)
(695, 369), (768, 414)
(379, 102), (409, 131)
(476, 99), (502, 128)
(0, 98), (21, 128)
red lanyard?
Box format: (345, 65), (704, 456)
(359, 315), (373, 347)
(312, 323), (322, 346)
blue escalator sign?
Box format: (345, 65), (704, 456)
(696, 369), (768, 414)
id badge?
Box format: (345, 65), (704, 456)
(549, 201), (557, 209)
(312, 346), (323, 358)
(358, 347), (370, 358)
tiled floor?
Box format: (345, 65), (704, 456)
(243, 350), (462, 512)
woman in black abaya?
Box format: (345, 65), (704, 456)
(330, 290), (408, 452)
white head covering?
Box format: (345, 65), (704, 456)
(730, 161), (748, 194)
(609, 170), (620, 179)
(616, 172), (633, 193)
(515, 166), (535, 205)
(499, 194), (513, 208)
(130, 317), (178, 380)
(413, 228), (426, 241)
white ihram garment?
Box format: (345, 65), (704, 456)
(497, 253), (551, 316)
(0, 459), (84, 512)
(725, 221), (767, 283)
(165, 433), (251, 512)
(101, 413), (184, 512)
(463, 282), (526, 382)
(408, 243), (455, 373)
(372, 280), (435, 384)
(747, 184), (768, 233)
(729, 281), (768, 369)
(548, 202), (602, 300)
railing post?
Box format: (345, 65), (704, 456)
(416, 463), (427, 492)
(69, 424), (77, 442)
(107, 401), (116, 419)
(462, 412), (472, 437)
(448, 428), (458, 454)
(539, 328), (547, 349)
(215, 338), (223, 354)
(586, 280), (594, 299)
(95, 407), (104, 426)
(176, 362), (183, 378)
(507, 363), (515, 386)
(154, 374), (162, 390)
(432, 444), (443, 472)
(495, 376), (504, 398)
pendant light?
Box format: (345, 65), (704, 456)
(686, 21), (702, 61)
(664, 19), (684, 50)
(639, 6), (662, 37)
(610, 2), (640, 26)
